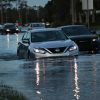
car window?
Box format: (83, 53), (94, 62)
(31, 30), (68, 42)
(4, 24), (15, 28)
(30, 23), (45, 28)
(62, 26), (91, 36)
(33, 24), (42, 27)
(22, 32), (30, 40)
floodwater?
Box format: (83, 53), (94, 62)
(0, 32), (100, 100)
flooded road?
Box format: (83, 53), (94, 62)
(0, 33), (100, 100)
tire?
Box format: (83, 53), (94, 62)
(17, 49), (24, 59)
(24, 52), (28, 59)
(24, 50), (31, 59)
(27, 51), (36, 59)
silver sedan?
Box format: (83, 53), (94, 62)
(17, 28), (79, 59)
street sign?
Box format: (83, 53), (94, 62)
(82, 0), (93, 10)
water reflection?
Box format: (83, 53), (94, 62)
(22, 57), (81, 100)
(73, 58), (80, 100)
(35, 61), (40, 86)
(0, 32), (100, 100)
(7, 34), (10, 48)
(6, 34), (19, 49)
(16, 33), (19, 44)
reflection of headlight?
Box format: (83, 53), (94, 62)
(92, 39), (96, 42)
(6, 29), (10, 31)
(33, 48), (46, 54)
(69, 45), (77, 51)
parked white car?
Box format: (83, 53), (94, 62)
(28, 22), (45, 30)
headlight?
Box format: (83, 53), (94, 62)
(16, 28), (19, 31)
(6, 29), (10, 31)
(69, 45), (77, 51)
(33, 48), (46, 54)
(92, 39), (96, 42)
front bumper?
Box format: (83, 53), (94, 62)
(77, 40), (99, 51)
(30, 50), (79, 59)
(5, 30), (19, 34)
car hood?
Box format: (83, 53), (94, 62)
(29, 39), (74, 49)
(32, 27), (45, 29)
(4, 27), (16, 30)
(69, 35), (97, 40)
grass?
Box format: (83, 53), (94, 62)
(90, 25), (100, 30)
(0, 84), (27, 100)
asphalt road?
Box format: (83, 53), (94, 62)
(0, 32), (100, 100)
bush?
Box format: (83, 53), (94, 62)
(0, 84), (27, 100)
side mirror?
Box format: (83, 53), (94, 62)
(22, 39), (30, 44)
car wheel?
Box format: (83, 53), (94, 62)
(24, 50), (30, 59)
(27, 51), (36, 59)
(17, 49), (24, 59)
(28, 51), (31, 59)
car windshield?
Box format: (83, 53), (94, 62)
(31, 23), (45, 27)
(31, 30), (68, 42)
(62, 26), (91, 36)
(4, 24), (15, 29)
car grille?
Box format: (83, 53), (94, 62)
(76, 39), (97, 51)
(48, 47), (66, 53)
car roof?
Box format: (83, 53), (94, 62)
(58, 25), (85, 28)
(30, 22), (45, 25)
(29, 28), (60, 33)
(4, 23), (15, 26)
(31, 22), (43, 23)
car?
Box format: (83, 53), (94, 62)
(17, 28), (79, 59)
(28, 22), (45, 30)
(0, 24), (3, 33)
(2, 23), (19, 34)
(59, 25), (99, 53)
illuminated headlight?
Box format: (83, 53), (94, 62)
(6, 29), (10, 31)
(69, 45), (77, 51)
(16, 28), (19, 31)
(33, 48), (46, 54)
(92, 39), (96, 41)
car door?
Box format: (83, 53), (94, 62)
(17, 32), (30, 58)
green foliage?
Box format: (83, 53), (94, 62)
(0, 0), (100, 26)
(44, 0), (70, 26)
(94, 0), (100, 10)
(43, 0), (100, 27)
(43, 0), (83, 26)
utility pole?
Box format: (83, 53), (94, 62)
(82, 0), (93, 28)
(0, 1), (3, 24)
(71, 0), (77, 24)
(33, 6), (40, 22)
(71, 0), (74, 24)
(5, 0), (8, 23)
(16, 0), (21, 18)
(86, 0), (89, 28)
